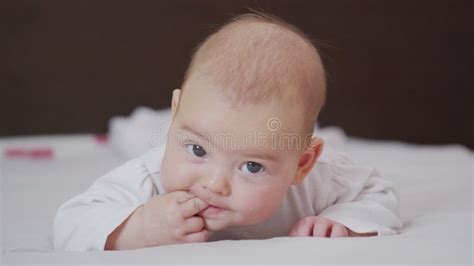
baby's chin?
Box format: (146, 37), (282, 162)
(202, 217), (232, 231)
(202, 214), (268, 232)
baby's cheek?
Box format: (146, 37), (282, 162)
(160, 154), (194, 192)
(236, 187), (284, 224)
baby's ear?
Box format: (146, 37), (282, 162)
(291, 137), (324, 185)
(171, 88), (182, 118)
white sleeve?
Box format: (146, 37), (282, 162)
(315, 152), (403, 236)
(53, 157), (157, 251)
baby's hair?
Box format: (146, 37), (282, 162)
(181, 11), (327, 136)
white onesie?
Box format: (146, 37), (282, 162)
(54, 143), (402, 251)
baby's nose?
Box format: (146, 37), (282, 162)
(200, 174), (231, 196)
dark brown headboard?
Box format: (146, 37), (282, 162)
(3, 0), (472, 148)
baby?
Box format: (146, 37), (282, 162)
(54, 13), (402, 251)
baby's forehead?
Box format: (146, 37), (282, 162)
(180, 68), (311, 140)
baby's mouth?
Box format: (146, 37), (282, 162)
(199, 204), (224, 217)
(189, 189), (227, 217)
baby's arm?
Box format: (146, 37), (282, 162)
(319, 168), (402, 236)
(290, 150), (402, 237)
(53, 158), (155, 251)
(54, 154), (209, 251)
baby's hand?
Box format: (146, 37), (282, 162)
(105, 191), (210, 250)
(288, 216), (376, 238)
(141, 191), (210, 247)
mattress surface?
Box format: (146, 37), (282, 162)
(1, 133), (472, 264)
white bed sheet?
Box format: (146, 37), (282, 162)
(1, 133), (472, 265)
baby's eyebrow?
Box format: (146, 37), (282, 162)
(180, 124), (212, 143)
(240, 149), (280, 163)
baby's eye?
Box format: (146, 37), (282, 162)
(242, 161), (265, 174)
(186, 144), (206, 157)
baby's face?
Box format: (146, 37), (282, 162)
(160, 76), (310, 231)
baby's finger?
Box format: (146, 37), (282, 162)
(171, 191), (196, 204)
(288, 217), (314, 236)
(184, 216), (205, 233)
(312, 218), (332, 237)
(179, 197), (209, 217)
(330, 223), (349, 238)
(183, 229), (209, 243)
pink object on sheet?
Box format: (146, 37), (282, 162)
(5, 148), (28, 157)
(94, 134), (109, 144)
(4, 148), (54, 159)
(29, 148), (54, 158)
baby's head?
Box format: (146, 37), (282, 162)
(160, 13), (326, 231)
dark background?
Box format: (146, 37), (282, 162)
(2, 0), (473, 148)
